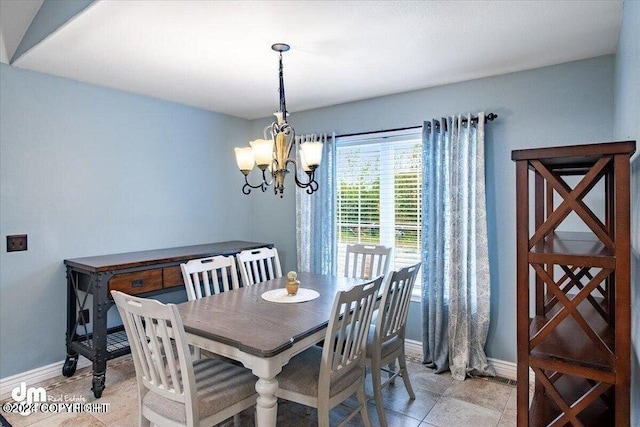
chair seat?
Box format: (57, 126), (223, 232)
(277, 346), (362, 398)
(366, 325), (403, 359)
(143, 358), (256, 424)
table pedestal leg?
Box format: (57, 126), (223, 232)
(255, 377), (278, 427)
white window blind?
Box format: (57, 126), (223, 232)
(335, 129), (422, 296)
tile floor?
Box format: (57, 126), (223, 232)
(1, 356), (517, 427)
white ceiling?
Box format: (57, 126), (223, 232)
(8, 0), (623, 120)
(0, 0), (43, 63)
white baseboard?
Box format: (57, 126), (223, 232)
(0, 356), (92, 400)
(404, 339), (534, 383)
(487, 357), (517, 380)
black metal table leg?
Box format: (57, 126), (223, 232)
(91, 272), (111, 399)
(63, 267), (79, 377)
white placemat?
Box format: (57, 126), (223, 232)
(261, 288), (320, 303)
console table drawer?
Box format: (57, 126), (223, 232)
(163, 266), (184, 289)
(109, 269), (163, 295)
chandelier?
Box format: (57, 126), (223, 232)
(234, 43), (323, 197)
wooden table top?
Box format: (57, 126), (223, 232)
(177, 272), (365, 358)
(64, 241), (270, 272)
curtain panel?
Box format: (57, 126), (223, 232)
(295, 133), (336, 275)
(421, 113), (495, 380)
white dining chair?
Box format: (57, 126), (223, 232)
(236, 246), (282, 287)
(365, 263), (421, 427)
(180, 255), (240, 301)
(111, 291), (257, 427)
(274, 276), (384, 427)
(180, 255), (242, 360)
(344, 244), (392, 280)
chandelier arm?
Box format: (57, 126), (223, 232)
(305, 178), (319, 194)
(241, 170), (271, 195)
(262, 168), (273, 186)
(264, 124), (273, 140)
(289, 159), (319, 193)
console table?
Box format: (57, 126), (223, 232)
(63, 240), (271, 398)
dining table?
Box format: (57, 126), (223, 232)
(176, 271), (367, 427)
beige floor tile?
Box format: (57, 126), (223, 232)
(370, 382), (440, 421)
(443, 377), (513, 412)
(401, 362), (452, 395)
(497, 407), (517, 427)
(502, 388), (527, 426)
(505, 389), (516, 409)
(328, 402), (374, 427)
(347, 402), (422, 427)
(2, 354), (522, 427)
(362, 402), (420, 427)
(280, 397), (421, 427)
(278, 400), (313, 419)
(215, 405), (312, 427)
(274, 411), (318, 427)
(1, 364), (96, 426)
(283, 396), (366, 425)
(89, 376), (139, 426)
(2, 406), (57, 427)
(21, 412), (105, 427)
(424, 396), (502, 427)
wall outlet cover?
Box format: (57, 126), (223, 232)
(7, 235), (27, 252)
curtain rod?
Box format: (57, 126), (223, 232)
(335, 112), (498, 138)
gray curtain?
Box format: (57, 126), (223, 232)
(421, 113), (495, 380)
(295, 133), (336, 274)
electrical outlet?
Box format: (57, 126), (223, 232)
(78, 309), (90, 325)
(7, 235), (27, 252)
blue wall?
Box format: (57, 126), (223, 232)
(0, 45), (624, 382)
(249, 55), (616, 363)
(0, 64), (254, 378)
(614, 1), (640, 424)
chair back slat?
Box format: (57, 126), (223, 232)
(236, 247), (282, 286)
(344, 244), (392, 280)
(158, 321), (182, 394)
(377, 263), (421, 343)
(133, 312), (155, 383)
(145, 315), (170, 390)
(112, 291), (197, 412)
(181, 255), (240, 301)
(321, 276), (383, 388)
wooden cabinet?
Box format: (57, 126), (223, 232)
(63, 240), (272, 398)
(511, 141), (635, 426)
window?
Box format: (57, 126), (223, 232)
(334, 129), (422, 296)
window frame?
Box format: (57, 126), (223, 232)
(333, 128), (423, 300)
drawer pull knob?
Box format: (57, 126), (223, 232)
(131, 279), (143, 288)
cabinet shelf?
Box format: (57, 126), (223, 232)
(529, 296), (614, 373)
(529, 232), (614, 268)
(528, 374), (614, 427)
